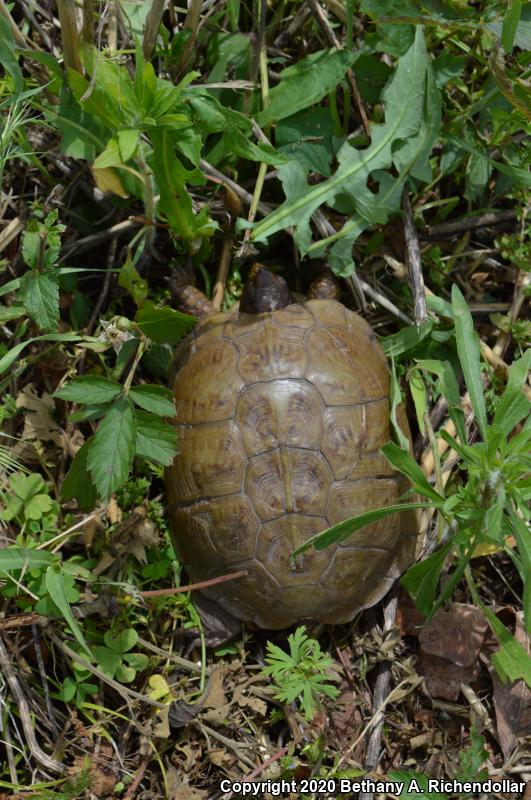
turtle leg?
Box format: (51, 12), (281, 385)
(190, 593), (242, 648)
(307, 267), (342, 301)
(169, 263), (217, 318)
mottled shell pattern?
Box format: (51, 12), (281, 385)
(165, 299), (418, 629)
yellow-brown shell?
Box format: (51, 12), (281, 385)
(165, 299), (418, 629)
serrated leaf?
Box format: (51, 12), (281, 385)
(20, 271), (60, 332)
(55, 375), (123, 405)
(134, 410), (178, 466)
(251, 28), (436, 257)
(451, 285), (488, 441)
(45, 564), (92, 657)
(87, 397), (136, 500)
(135, 301), (195, 344)
(129, 385), (175, 417)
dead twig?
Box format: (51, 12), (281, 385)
(402, 192), (427, 325)
(140, 569), (248, 599)
(307, 0), (370, 137)
(0, 633), (65, 774)
(424, 208), (526, 239)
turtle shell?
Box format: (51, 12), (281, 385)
(165, 299), (418, 629)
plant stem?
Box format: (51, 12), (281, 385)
(82, 0), (93, 44)
(142, 0), (165, 60)
(123, 335), (146, 395)
(56, 0), (83, 74)
(136, 143), (155, 255)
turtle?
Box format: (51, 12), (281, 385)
(164, 266), (418, 630)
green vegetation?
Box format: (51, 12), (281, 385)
(0, 0), (529, 796)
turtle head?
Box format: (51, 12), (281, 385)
(239, 264), (294, 314)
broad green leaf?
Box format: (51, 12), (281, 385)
(401, 542), (452, 616)
(381, 320), (433, 358)
(45, 564), (92, 657)
(0, 304), (25, 324)
(492, 349), (531, 435)
(481, 603), (531, 687)
(257, 49), (357, 127)
(135, 301), (195, 344)
(251, 28), (437, 261)
(93, 136), (123, 169)
(129, 385), (175, 417)
(512, 512), (531, 634)
(104, 628), (138, 653)
(87, 397), (136, 500)
(451, 285), (488, 442)
(388, 772), (448, 800)
(93, 646), (121, 678)
(502, 0), (522, 53)
(117, 128), (140, 161)
(55, 375), (123, 405)
(20, 271), (59, 332)
(0, 334), (91, 377)
(134, 411), (178, 466)
(149, 129), (200, 239)
(0, 17), (23, 93)
(223, 128), (287, 166)
(417, 358), (467, 444)
(381, 442), (444, 503)
(62, 440), (98, 510)
(294, 503), (430, 556)
(0, 547), (56, 571)
(25, 493), (53, 520)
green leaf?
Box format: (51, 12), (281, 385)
(381, 320), (433, 358)
(134, 411), (178, 466)
(117, 128), (140, 161)
(416, 358), (467, 445)
(0, 333), (89, 377)
(0, 548), (57, 571)
(93, 136), (123, 169)
(257, 49), (357, 127)
(512, 511), (531, 634)
(55, 375), (123, 405)
(451, 284), (488, 441)
(25, 493), (53, 520)
(87, 397), (136, 500)
(251, 28), (438, 259)
(129, 385), (175, 417)
(20, 271), (60, 332)
(389, 359), (410, 452)
(493, 349), (531, 435)
(45, 564), (92, 657)
(62, 440), (98, 510)
(118, 256), (149, 306)
(294, 503), (430, 556)
(381, 442), (443, 503)
(104, 628), (138, 653)
(0, 17), (23, 93)
(502, 0), (522, 53)
(408, 367), (428, 435)
(401, 543), (452, 617)
(481, 603), (531, 687)
(93, 646), (121, 678)
(388, 772), (448, 800)
(149, 129), (202, 240)
(135, 301), (195, 344)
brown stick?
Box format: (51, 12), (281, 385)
(424, 208), (524, 239)
(402, 192), (427, 325)
(307, 0), (370, 137)
(0, 634), (65, 773)
(142, 0), (165, 59)
(212, 228), (234, 310)
(140, 569), (248, 598)
(56, 0), (83, 74)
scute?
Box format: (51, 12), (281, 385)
(235, 380), (323, 456)
(165, 298), (418, 628)
(173, 339), (244, 423)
